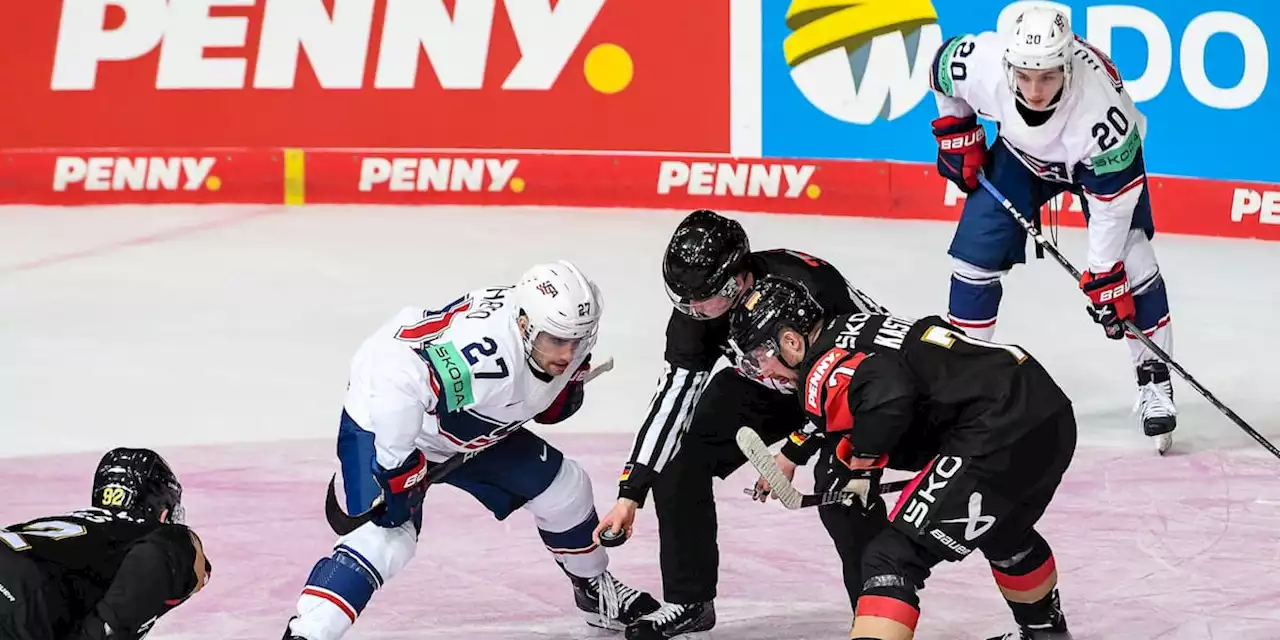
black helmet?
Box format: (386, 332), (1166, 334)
(92, 448), (184, 523)
(729, 275), (825, 357)
(662, 210), (750, 317)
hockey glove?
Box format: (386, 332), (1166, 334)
(535, 354), (591, 424)
(933, 115), (987, 193)
(822, 436), (888, 510)
(372, 450), (429, 528)
(1080, 262), (1135, 340)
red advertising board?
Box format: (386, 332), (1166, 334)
(0, 149), (286, 204)
(0, 0), (730, 152)
(5, 148), (1277, 243)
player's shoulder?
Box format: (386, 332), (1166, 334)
(1065, 38), (1146, 173)
(753, 248), (844, 284)
(930, 31), (1004, 98)
(411, 289), (524, 412)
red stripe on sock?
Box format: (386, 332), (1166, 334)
(992, 554), (1057, 593)
(855, 595), (920, 629)
(947, 315), (996, 329)
(889, 457), (937, 521)
(1124, 314), (1170, 339)
(302, 587), (357, 623)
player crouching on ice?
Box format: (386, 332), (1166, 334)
(729, 276), (1077, 640)
(282, 261), (659, 640)
(930, 6), (1178, 453)
(0, 448), (211, 640)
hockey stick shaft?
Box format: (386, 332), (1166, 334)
(977, 175), (1280, 460)
(736, 427), (909, 510)
(325, 356), (616, 535)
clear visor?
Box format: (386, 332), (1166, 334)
(731, 337), (778, 380)
(167, 502), (186, 525)
(666, 276), (741, 320)
(530, 329), (596, 372)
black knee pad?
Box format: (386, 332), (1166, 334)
(859, 529), (938, 609)
(986, 529), (1052, 577)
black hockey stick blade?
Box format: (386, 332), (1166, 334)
(324, 355), (620, 535)
(735, 427), (909, 510)
(323, 451), (472, 536)
(978, 175), (1280, 461)
(324, 474), (381, 536)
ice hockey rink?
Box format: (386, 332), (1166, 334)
(2, 204), (1278, 639)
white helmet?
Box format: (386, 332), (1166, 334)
(513, 260), (603, 363)
(1004, 6), (1074, 109)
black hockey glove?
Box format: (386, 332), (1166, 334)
(821, 441), (886, 511)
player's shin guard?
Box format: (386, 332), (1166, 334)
(1125, 275), (1173, 364)
(1126, 275), (1176, 448)
(540, 512), (605, 576)
(948, 260), (1006, 340)
(290, 548), (382, 640)
(850, 582), (919, 640)
(528, 458), (607, 577)
(987, 532), (1068, 635)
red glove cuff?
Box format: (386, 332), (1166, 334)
(835, 436), (888, 470)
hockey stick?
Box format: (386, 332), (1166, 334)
(977, 174), (1280, 460)
(735, 427), (910, 510)
(324, 356), (616, 535)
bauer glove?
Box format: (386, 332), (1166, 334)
(1080, 262), (1135, 340)
(933, 114), (987, 193)
(372, 450), (429, 528)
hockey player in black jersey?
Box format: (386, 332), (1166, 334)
(0, 448), (211, 640)
(593, 209), (890, 639)
(728, 275), (1078, 640)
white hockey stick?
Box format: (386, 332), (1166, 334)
(734, 427), (908, 510)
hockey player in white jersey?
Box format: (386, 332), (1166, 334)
(282, 261), (659, 640)
(929, 6), (1178, 455)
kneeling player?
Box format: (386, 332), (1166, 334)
(729, 276), (1077, 640)
(0, 448), (211, 640)
(283, 261), (658, 640)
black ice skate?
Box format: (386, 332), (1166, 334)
(625, 601), (715, 639)
(280, 616), (306, 640)
(986, 627), (1074, 640)
(566, 569), (661, 631)
(1135, 360), (1177, 454)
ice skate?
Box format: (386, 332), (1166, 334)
(625, 601), (715, 639)
(986, 627), (1074, 639)
(567, 569), (660, 631)
(1135, 360), (1177, 454)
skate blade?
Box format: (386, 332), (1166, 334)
(1152, 433), (1173, 455)
(582, 611), (627, 631)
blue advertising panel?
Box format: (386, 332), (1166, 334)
(761, 0), (1278, 184)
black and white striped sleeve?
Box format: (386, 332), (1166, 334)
(616, 311), (724, 506)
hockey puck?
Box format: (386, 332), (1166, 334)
(599, 527), (629, 548)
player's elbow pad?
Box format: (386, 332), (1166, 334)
(535, 381), (584, 424)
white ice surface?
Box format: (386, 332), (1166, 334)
(2, 205), (1278, 639)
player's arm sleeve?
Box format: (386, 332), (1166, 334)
(616, 311), (718, 506)
(828, 354), (918, 461)
(1074, 111), (1147, 272)
(779, 421), (826, 465)
(338, 342), (436, 515)
(813, 261), (889, 317)
(68, 525), (202, 640)
(929, 34), (982, 118)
